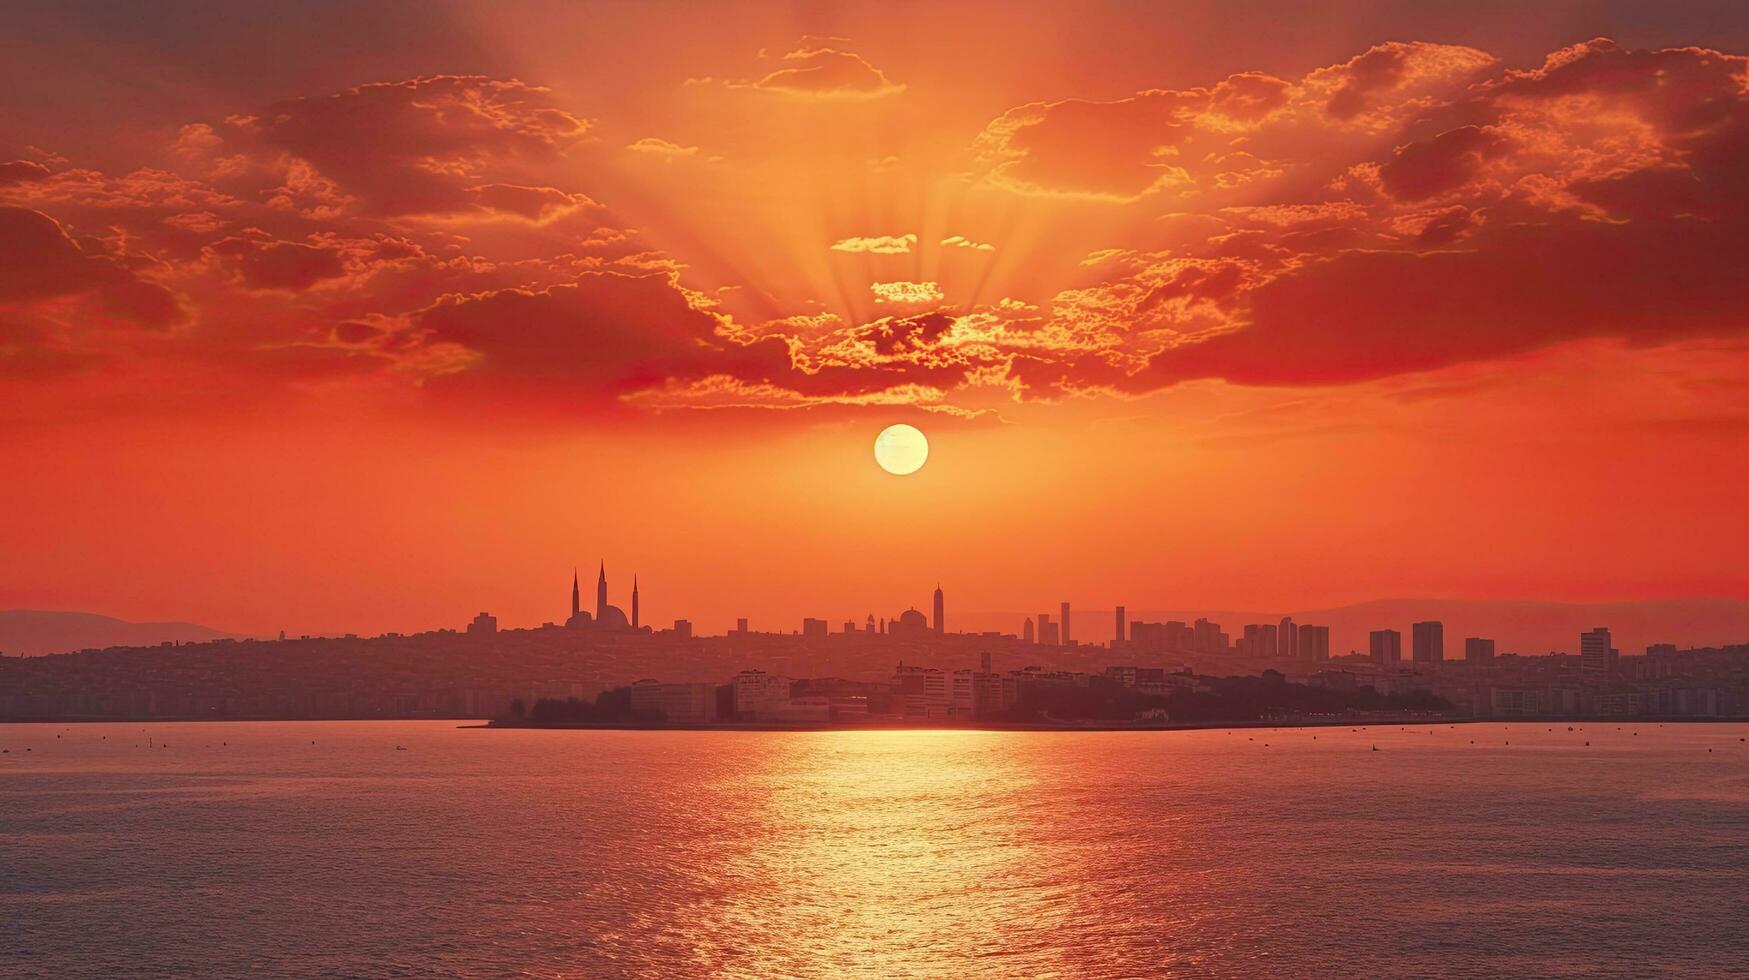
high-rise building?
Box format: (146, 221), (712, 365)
(672, 619), (692, 639)
(1114, 605), (1126, 647)
(1243, 623), (1272, 656)
(1193, 618), (1227, 654)
(1279, 617), (1297, 658)
(1040, 618), (1061, 646)
(1412, 621), (1445, 663)
(1369, 629), (1402, 665)
(1022, 617), (1035, 644)
(1298, 624), (1330, 662)
(1060, 602), (1072, 645)
(1464, 637), (1495, 664)
(1243, 623), (1262, 654)
(933, 585), (945, 634)
(1580, 627), (1614, 673)
(802, 617), (828, 639)
(735, 617), (749, 634)
(467, 612), (497, 637)
(1167, 621), (1192, 652)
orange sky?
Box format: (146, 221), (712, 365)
(3, 1), (1748, 636)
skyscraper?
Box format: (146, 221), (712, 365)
(1298, 624), (1330, 662)
(1370, 629), (1401, 665)
(1114, 605), (1126, 647)
(1464, 637), (1495, 664)
(1243, 623), (1282, 656)
(1023, 617), (1035, 644)
(1060, 602), (1072, 645)
(1412, 621), (1444, 663)
(1580, 627), (1614, 673)
(933, 585), (945, 634)
(1193, 617), (1225, 654)
(1278, 617), (1296, 658)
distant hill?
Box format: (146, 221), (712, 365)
(0, 611), (241, 657)
(954, 598), (1749, 659)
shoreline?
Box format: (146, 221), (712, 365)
(5, 715), (1742, 729)
(472, 715), (1747, 733)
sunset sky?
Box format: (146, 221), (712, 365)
(4, 1), (1748, 637)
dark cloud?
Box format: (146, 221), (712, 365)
(207, 236), (347, 291)
(238, 75), (589, 216)
(1377, 126), (1505, 200)
(411, 271), (794, 404)
(0, 207), (181, 327)
(0, 160), (52, 187)
(1142, 215), (1749, 387)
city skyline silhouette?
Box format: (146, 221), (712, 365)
(5, 3), (1749, 976)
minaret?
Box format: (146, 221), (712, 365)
(631, 575), (640, 629)
(571, 568), (580, 618)
(596, 561), (608, 619)
(933, 584), (945, 634)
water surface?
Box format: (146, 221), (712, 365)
(3, 721), (1747, 978)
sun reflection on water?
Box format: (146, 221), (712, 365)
(679, 730), (1064, 977)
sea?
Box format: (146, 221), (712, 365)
(3, 721), (1747, 978)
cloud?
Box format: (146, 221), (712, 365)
(0, 207), (181, 328)
(751, 46), (904, 99)
(233, 75), (589, 217)
(5, 39), (1749, 421)
(1141, 215), (1749, 387)
(0, 161), (52, 187)
(870, 281), (944, 304)
(205, 235), (348, 292)
(976, 38), (1749, 398)
(465, 183), (596, 221)
(831, 233), (916, 254)
(972, 89), (1205, 200)
(627, 137), (700, 158)
(969, 42), (1497, 201)
(1375, 125), (1508, 200)
(402, 270), (795, 408)
(1310, 41), (1496, 123)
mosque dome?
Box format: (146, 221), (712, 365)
(897, 608), (928, 630)
(597, 605), (631, 630)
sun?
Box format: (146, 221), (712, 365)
(874, 424), (929, 475)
